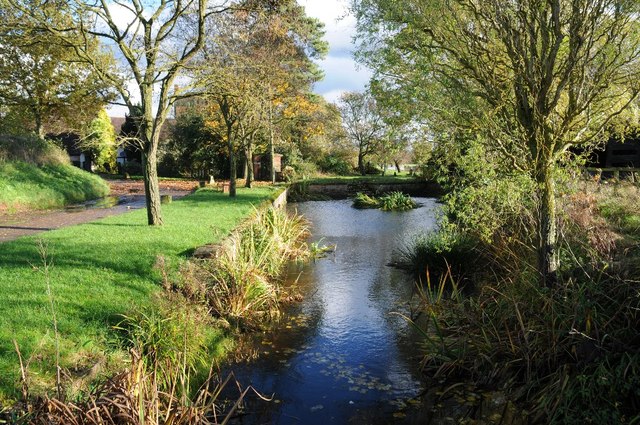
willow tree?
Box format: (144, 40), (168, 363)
(354, 0), (640, 285)
(13, 0), (234, 225)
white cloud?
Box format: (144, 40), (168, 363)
(321, 89), (347, 104)
(314, 56), (372, 99)
(300, 0), (371, 101)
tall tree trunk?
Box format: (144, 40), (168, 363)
(35, 113), (45, 139)
(140, 84), (163, 225)
(536, 164), (558, 286)
(358, 152), (366, 176)
(269, 140), (276, 184)
(242, 156), (248, 180)
(245, 143), (253, 188)
(142, 145), (163, 225)
(394, 160), (401, 173)
(227, 125), (236, 197)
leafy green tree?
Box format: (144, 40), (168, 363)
(11, 0), (235, 225)
(81, 109), (117, 172)
(0, 1), (113, 137)
(338, 90), (384, 175)
(354, 0), (640, 284)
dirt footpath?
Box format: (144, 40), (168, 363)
(0, 179), (198, 243)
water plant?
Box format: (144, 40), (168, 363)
(352, 192), (380, 209)
(378, 191), (418, 211)
(353, 191), (418, 211)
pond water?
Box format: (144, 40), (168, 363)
(226, 198), (441, 424)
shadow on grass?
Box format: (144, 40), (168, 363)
(86, 222), (148, 228)
(0, 225), (52, 231)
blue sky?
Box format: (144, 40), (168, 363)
(299, 0), (372, 103)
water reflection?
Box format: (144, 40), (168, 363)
(227, 199), (439, 424)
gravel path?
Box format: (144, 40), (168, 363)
(0, 179), (198, 243)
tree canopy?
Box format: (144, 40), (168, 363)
(0, 1), (113, 137)
(354, 0), (640, 283)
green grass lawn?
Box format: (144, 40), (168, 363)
(0, 162), (110, 212)
(0, 186), (280, 402)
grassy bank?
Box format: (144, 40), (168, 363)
(0, 161), (110, 213)
(0, 186), (280, 403)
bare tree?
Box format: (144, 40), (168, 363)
(355, 0), (640, 284)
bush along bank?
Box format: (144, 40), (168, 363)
(401, 181), (640, 424)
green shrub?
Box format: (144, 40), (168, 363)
(0, 134), (69, 166)
(317, 155), (354, 175)
(120, 160), (143, 176)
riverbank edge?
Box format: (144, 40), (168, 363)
(289, 180), (443, 201)
(1, 186), (298, 422)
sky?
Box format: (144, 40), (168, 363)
(298, 0), (372, 103)
(107, 0), (371, 116)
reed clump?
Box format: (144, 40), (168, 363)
(170, 206), (310, 330)
(395, 227), (478, 282)
(406, 181), (640, 423)
(6, 349), (252, 425)
(353, 191), (418, 211)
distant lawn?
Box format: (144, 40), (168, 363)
(0, 186), (280, 402)
(0, 161), (110, 213)
(305, 173), (421, 185)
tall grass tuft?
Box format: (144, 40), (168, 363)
(407, 181), (640, 423)
(395, 228), (478, 282)
(190, 207), (310, 330)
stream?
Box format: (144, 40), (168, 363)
(226, 198), (440, 424)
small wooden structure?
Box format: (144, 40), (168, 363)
(253, 154), (282, 181)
